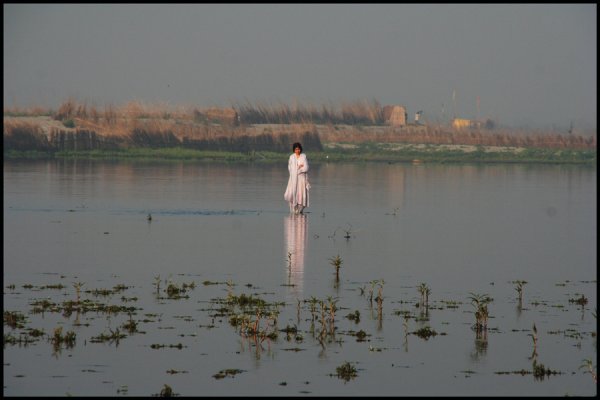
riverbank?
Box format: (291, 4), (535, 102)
(4, 111), (596, 165)
(4, 142), (596, 165)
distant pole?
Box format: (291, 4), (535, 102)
(476, 96), (480, 122)
(452, 89), (456, 119)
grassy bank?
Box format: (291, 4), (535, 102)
(4, 143), (596, 165)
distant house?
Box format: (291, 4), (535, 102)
(383, 105), (407, 127)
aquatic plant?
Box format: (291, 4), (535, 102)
(90, 328), (126, 345)
(468, 292), (492, 333)
(158, 383), (175, 396)
(329, 223), (356, 240)
(580, 359), (597, 383)
(153, 275), (161, 296)
(513, 280), (527, 303)
(326, 296), (339, 335)
(212, 369), (245, 380)
(334, 361), (358, 382)
(375, 280), (385, 321)
(341, 223), (354, 239)
(73, 282), (85, 304)
(164, 280), (194, 300)
(4, 310), (27, 329)
(528, 323), (538, 360)
(411, 326), (438, 340)
(122, 313), (138, 334)
(367, 279), (385, 309)
(329, 255), (343, 281)
(532, 359), (561, 380)
(50, 326), (76, 350)
(354, 329), (368, 342)
(417, 282), (431, 308)
(569, 294), (588, 306)
(346, 310), (360, 323)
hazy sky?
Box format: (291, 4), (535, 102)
(4, 4), (597, 130)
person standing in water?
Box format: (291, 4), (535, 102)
(284, 142), (310, 214)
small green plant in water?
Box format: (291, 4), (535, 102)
(417, 282), (431, 308)
(468, 292), (492, 333)
(158, 383), (175, 397)
(329, 254), (343, 280)
(122, 313), (138, 333)
(412, 326), (438, 340)
(335, 361), (358, 382)
(514, 280), (527, 303)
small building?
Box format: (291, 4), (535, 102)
(383, 105), (407, 127)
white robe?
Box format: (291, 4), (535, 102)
(284, 153), (310, 208)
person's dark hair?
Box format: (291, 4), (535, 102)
(292, 142), (303, 153)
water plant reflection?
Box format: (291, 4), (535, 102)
(284, 214), (308, 295)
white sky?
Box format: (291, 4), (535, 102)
(3, 3), (597, 130)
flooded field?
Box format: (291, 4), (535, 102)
(3, 159), (597, 396)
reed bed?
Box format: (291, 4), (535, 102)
(3, 99), (597, 154)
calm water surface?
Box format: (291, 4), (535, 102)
(3, 159), (596, 396)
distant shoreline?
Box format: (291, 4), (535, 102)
(4, 144), (596, 165)
(4, 112), (596, 165)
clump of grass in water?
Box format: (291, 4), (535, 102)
(50, 326), (76, 351)
(411, 326), (438, 340)
(212, 368), (245, 379)
(532, 359), (561, 380)
(329, 254), (343, 281)
(468, 292), (492, 334)
(157, 383), (177, 397)
(122, 313), (138, 334)
(90, 328), (126, 345)
(326, 296), (339, 335)
(513, 280), (527, 304)
(346, 310), (360, 323)
(73, 282), (84, 304)
(417, 282), (431, 309)
(569, 294), (588, 306)
(334, 361), (358, 382)
(4, 310), (27, 329)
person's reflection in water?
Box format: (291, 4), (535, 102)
(284, 214), (308, 296)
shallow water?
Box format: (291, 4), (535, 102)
(3, 159), (597, 396)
